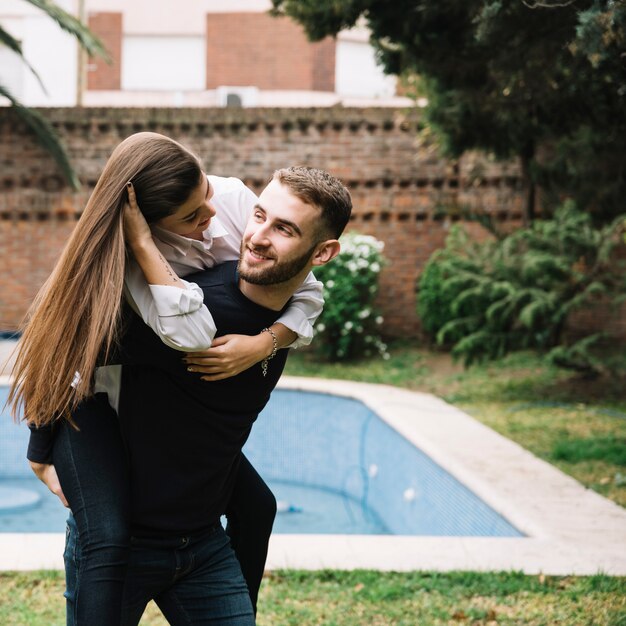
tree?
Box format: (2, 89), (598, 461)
(271, 0), (626, 224)
(1, 0), (108, 189)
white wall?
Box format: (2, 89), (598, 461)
(86, 0), (272, 35)
(0, 0), (78, 106)
(336, 31), (396, 99)
(122, 36), (205, 91)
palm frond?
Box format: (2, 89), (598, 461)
(0, 84), (80, 190)
(25, 0), (110, 61)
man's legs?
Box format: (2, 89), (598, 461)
(225, 455), (276, 613)
(123, 526), (255, 626)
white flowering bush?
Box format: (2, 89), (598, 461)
(313, 232), (388, 361)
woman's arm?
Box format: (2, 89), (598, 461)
(183, 274), (324, 380)
(124, 183), (217, 352)
(184, 322), (297, 381)
(274, 270), (324, 348)
(124, 182), (187, 290)
(27, 425), (68, 507)
(182, 177), (324, 378)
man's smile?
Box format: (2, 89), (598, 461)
(246, 246), (273, 261)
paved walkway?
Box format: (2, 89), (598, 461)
(2, 341), (626, 574)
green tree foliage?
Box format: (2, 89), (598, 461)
(417, 204), (626, 375)
(313, 233), (388, 361)
(271, 0), (626, 223)
(1, 0), (109, 189)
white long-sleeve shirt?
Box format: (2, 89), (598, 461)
(96, 175), (324, 411)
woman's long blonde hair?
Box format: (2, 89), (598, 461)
(9, 132), (203, 427)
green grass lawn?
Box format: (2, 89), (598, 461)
(1, 570), (625, 625)
(3, 343), (625, 624)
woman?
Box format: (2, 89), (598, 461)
(9, 132), (323, 624)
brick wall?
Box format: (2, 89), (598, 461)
(312, 38), (336, 92)
(0, 106), (622, 342)
(87, 12), (122, 90)
(206, 13), (335, 91)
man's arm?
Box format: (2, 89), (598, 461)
(274, 271), (324, 348)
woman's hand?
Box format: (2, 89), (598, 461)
(123, 182), (153, 252)
(29, 461), (69, 507)
(184, 333), (275, 381)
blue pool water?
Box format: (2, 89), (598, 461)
(0, 386), (522, 536)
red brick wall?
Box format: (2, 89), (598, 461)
(312, 38), (336, 92)
(206, 13), (335, 91)
(0, 106), (622, 342)
(87, 12), (122, 90)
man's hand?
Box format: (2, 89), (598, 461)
(29, 461), (69, 507)
(184, 333), (274, 381)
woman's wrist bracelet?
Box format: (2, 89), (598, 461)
(260, 327), (278, 377)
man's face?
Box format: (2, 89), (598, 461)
(238, 178), (322, 285)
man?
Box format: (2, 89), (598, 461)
(113, 166), (351, 624)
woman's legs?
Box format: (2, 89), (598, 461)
(225, 455), (276, 613)
(53, 393), (131, 625)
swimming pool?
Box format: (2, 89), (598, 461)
(0, 385), (521, 537)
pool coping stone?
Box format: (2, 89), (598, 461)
(1, 373), (625, 575)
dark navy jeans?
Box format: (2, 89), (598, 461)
(122, 526), (255, 625)
(54, 395), (131, 626)
(65, 518), (255, 625)
(56, 394), (275, 625)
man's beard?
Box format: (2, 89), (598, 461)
(238, 241), (318, 285)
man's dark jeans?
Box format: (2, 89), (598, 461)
(66, 517), (255, 625)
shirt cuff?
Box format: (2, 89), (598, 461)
(148, 281), (205, 317)
(275, 309), (314, 349)
(27, 424), (55, 464)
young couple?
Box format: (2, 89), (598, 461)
(10, 132), (352, 625)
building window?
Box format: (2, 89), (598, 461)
(122, 36), (205, 91)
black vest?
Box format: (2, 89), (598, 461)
(119, 261), (289, 536)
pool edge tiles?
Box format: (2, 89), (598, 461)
(271, 376), (626, 575)
(1, 375), (626, 574)
(246, 388), (523, 537)
(274, 379), (536, 538)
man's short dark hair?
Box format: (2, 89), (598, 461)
(273, 166), (352, 240)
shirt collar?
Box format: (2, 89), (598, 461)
(151, 215), (229, 255)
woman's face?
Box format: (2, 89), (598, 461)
(155, 172), (216, 241)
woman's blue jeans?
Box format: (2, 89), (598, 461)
(54, 394), (131, 626)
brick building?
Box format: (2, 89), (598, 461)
(0, 0), (407, 108)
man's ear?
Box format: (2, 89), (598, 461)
(311, 239), (341, 267)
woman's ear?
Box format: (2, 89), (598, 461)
(312, 240), (341, 267)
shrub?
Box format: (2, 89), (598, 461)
(417, 203), (626, 375)
(313, 232), (388, 361)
